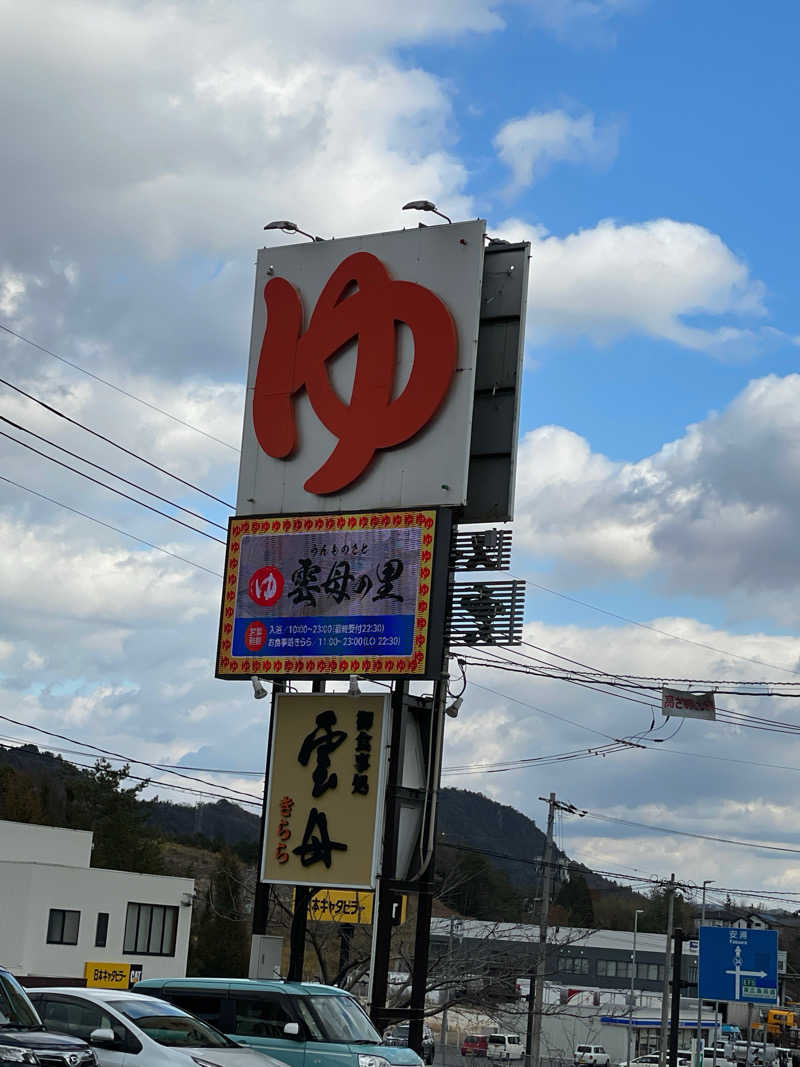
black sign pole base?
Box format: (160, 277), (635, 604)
(252, 679), (285, 948)
(369, 680), (406, 1033)
(407, 675), (446, 1058)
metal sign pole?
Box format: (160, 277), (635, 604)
(250, 678), (284, 976)
(407, 675), (447, 1058)
(368, 681), (406, 1031)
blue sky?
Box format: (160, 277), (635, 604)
(3, 0), (800, 898)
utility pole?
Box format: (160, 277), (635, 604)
(669, 929), (685, 1067)
(627, 908), (644, 1066)
(527, 793), (556, 1067)
(440, 916), (455, 1061)
(696, 881), (714, 1067)
(659, 874), (677, 1067)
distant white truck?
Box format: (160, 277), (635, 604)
(487, 1035), (524, 1061)
(574, 1045), (611, 1067)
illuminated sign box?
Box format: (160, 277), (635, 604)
(262, 693), (390, 889)
(215, 508), (450, 679)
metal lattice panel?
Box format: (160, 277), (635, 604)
(446, 579), (525, 646)
(450, 528), (513, 572)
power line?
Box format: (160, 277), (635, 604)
(0, 739), (262, 807)
(576, 807), (800, 856)
(462, 649), (800, 735)
(442, 741), (639, 776)
(526, 579), (800, 677)
(0, 426), (226, 544)
(0, 474), (223, 577)
(521, 640), (800, 689)
(0, 412), (226, 530)
(461, 670), (800, 779)
(467, 672), (640, 743)
(0, 321), (239, 451)
(0, 374), (234, 508)
(0, 713), (261, 803)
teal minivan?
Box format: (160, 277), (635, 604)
(133, 979), (423, 1067)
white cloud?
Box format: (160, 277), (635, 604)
(498, 216), (767, 353)
(513, 373), (800, 608)
(0, 1), (476, 270)
(0, 271), (29, 317)
(494, 108), (620, 194)
(522, 0), (643, 42)
(441, 617), (800, 890)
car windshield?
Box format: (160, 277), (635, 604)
(0, 974), (41, 1029)
(490, 1037), (505, 1045)
(114, 999), (234, 1048)
(302, 995), (381, 1044)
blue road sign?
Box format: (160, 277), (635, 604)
(699, 927), (778, 1004)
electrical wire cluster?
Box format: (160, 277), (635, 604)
(7, 318), (800, 899)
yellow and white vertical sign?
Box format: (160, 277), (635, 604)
(262, 693), (389, 889)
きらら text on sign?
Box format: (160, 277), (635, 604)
(215, 508), (449, 679)
(261, 693), (389, 889)
(237, 221), (485, 516)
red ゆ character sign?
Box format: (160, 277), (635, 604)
(252, 251), (458, 495)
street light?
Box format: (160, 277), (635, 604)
(627, 908), (644, 1067)
(263, 220), (323, 241)
(697, 881), (715, 1067)
(402, 200), (453, 224)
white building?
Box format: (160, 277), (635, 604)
(0, 819), (194, 985)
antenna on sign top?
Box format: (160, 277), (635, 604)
(402, 200), (452, 224)
(263, 220), (324, 242)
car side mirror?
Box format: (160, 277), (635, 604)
(90, 1029), (118, 1048)
(283, 1023), (301, 1039)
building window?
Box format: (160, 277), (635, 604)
(123, 903), (178, 956)
(95, 912), (109, 948)
(637, 962), (664, 981)
(597, 959), (633, 978)
(46, 909), (80, 945)
(562, 956), (590, 974)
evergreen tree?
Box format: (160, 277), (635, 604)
(437, 847), (525, 920)
(189, 849), (251, 976)
(0, 765), (47, 823)
(67, 759), (163, 874)
(555, 875), (595, 927)
(639, 886), (686, 933)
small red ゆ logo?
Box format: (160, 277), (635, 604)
(248, 565), (284, 607)
(252, 251), (458, 494)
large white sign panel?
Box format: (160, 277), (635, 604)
(237, 220), (486, 515)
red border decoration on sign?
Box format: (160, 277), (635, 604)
(215, 508), (440, 679)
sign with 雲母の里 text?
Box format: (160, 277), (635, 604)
(215, 508), (448, 679)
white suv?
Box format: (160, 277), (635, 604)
(575, 1046), (610, 1066)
